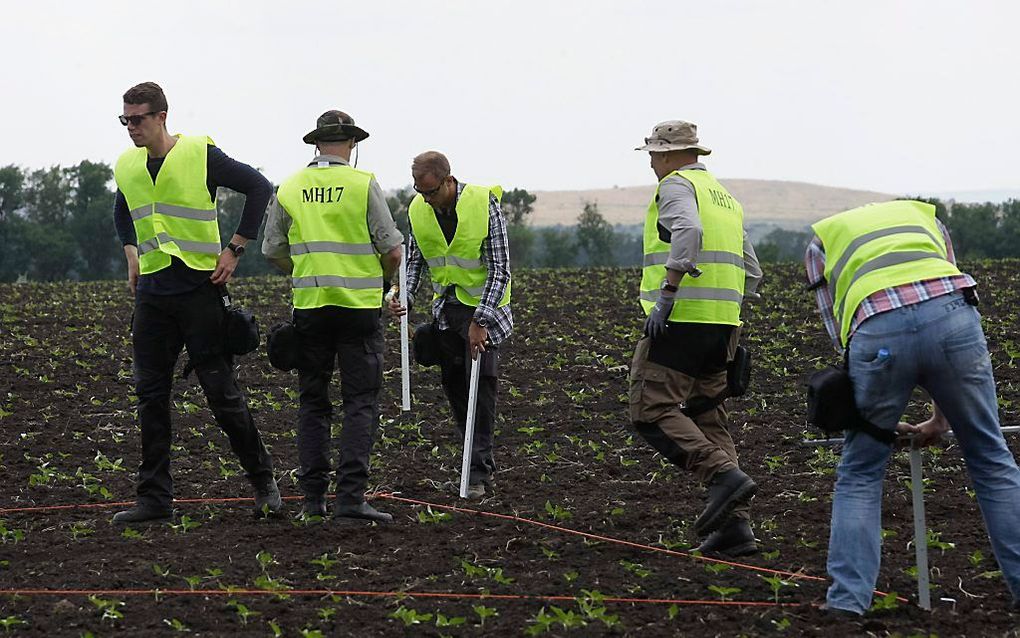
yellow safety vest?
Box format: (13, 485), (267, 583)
(276, 164), (384, 309)
(408, 184), (511, 308)
(114, 135), (220, 274)
(640, 169), (745, 325)
(812, 200), (963, 347)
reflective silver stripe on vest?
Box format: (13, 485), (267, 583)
(137, 238), (161, 255)
(424, 256), (483, 269)
(154, 203), (217, 222)
(137, 233), (220, 256)
(699, 250), (745, 268)
(639, 287), (743, 304)
(290, 241), (376, 256)
(643, 252), (669, 267)
(129, 205), (152, 222)
(643, 251), (742, 268)
(829, 225), (942, 291)
(292, 275), (384, 289)
(834, 250), (949, 318)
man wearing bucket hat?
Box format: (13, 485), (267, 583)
(262, 110), (403, 523)
(629, 120), (763, 556)
(387, 151), (512, 500)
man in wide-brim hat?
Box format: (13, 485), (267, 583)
(628, 119), (763, 557)
(263, 109), (403, 523)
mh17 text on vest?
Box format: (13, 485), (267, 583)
(302, 186), (345, 204)
(708, 188), (737, 210)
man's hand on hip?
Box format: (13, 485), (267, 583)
(210, 249), (239, 285)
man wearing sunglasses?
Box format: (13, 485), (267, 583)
(387, 151), (512, 500)
(262, 110), (403, 523)
(630, 120), (762, 557)
(111, 81), (280, 524)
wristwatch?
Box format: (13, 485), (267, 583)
(226, 242), (246, 257)
(660, 280), (678, 294)
(474, 317), (489, 328)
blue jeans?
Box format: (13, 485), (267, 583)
(826, 291), (1020, 613)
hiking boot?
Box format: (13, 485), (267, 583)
(464, 483), (486, 500)
(111, 502), (173, 524)
(251, 475), (283, 517)
(334, 501), (393, 524)
(693, 468), (757, 536)
(695, 517), (758, 557)
(297, 496), (327, 520)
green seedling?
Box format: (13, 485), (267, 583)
(417, 506), (452, 524)
(758, 574), (799, 603)
(545, 500), (572, 522)
(317, 607), (336, 621)
(88, 595), (125, 624)
(0, 616), (28, 633)
(169, 515), (200, 534)
(256, 550), (277, 571)
(472, 604), (498, 625)
(227, 600), (261, 625)
(162, 618), (189, 632)
(0, 521), (25, 545)
(619, 559), (651, 578)
(707, 585), (741, 602)
(181, 575), (201, 590)
(870, 591), (900, 611)
(703, 562), (731, 575)
(563, 570), (579, 583)
(390, 606), (433, 626)
(969, 550), (984, 567)
(152, 564), (172, 578)
(435, 614), (466, 627)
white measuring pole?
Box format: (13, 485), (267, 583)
(459, 353), (482, 498)
(398, 244), (411, 411)
(909, 443), (931, 610)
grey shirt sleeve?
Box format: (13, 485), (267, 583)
(656, 175), (702, 273)
(742, 230), (763, 299)
(261, 194), (292, 260)
(367, 178), (403, 254)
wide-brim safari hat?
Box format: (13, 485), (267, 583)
(635, 120), (711, 155)
(303, 110), (370, 145)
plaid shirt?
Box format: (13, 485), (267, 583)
(405, 181), (514, 345)
(805, 218), (976, 352)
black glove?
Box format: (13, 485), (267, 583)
(643, 294), (675, 340)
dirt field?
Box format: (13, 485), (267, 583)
(1, 263), (1019, 636)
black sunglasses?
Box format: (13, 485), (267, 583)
(118, 111), (159, 126)
(413, 176), (448, 197)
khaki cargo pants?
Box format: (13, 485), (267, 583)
(628, 332), (749, 521)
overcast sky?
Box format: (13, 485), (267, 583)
(2, 0), (1016, 196)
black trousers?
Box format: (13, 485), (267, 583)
(294, 306), (383, 505)
(439, 303), (498, 486)
(132, 282), (273, 509)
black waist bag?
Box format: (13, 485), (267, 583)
(682, 345), (752, 418)
(413, 322), (442, 367)
(266, 320), (298, 371)
(806, 366), (897, 444)
(219, 286), (259, 356)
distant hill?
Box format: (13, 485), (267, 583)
(530, 179), (899, 228)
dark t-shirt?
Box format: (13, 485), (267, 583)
(113, 144), (272, 295)
(647, 322), (734, 377)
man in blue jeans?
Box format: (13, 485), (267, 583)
(806, 199), (1020, 615)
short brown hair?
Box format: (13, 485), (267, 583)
(123, 82), (168, 113)
(411, 151), (451, 181)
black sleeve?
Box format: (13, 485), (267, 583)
(113, 189), (137, 246)
(206, 145), (273, 240)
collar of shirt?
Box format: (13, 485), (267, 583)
(677, 161), (706, 172)
(308, 154), (349, 167)
(435, 179), (464, 216)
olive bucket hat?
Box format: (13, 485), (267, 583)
(302, 110), (370, 145)
(635, 120), (711, 155)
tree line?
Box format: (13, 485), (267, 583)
(1, 161), (1016, 281)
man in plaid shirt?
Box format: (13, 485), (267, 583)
(806, 200), (1020, 616)
(389, 151), (512, 499)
